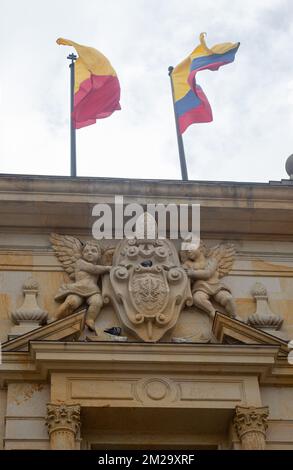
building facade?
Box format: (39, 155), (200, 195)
(0, 173), (293, 450)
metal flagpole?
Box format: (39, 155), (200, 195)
(168, 66), (188, 181)
(67, 53), (77, 177)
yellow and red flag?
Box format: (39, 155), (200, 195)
(57, 38), (121, 129)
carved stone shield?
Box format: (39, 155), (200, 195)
(130, 270), (169, 316)
(103, 238), (192, 342)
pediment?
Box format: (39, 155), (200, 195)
(213, 312), (289, 356)
(2, 309), (85, 352)
(2, 309), (289, 357)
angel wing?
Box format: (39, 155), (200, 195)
(50, 233), (83, 280)
(207, 243), (236, 278)
(101, 246), (115, 266)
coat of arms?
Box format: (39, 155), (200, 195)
(103, 238), (192, 342)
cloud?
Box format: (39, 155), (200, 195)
(0, 0), (292, 181)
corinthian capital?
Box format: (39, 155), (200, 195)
(234, 405), (269, 438)
(46, 403), (80, 436)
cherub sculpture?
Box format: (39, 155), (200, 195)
(50, 233), (113, 330)
(180, 241), (236, 319)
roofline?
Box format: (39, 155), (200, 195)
(0, 172), (292, 188)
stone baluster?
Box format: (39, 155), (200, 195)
(234, 405), (269, 450)
(46, 403), (80, 450)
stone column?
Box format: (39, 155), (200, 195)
(234, 405), (269, 450)
(46, 403), (80, 450)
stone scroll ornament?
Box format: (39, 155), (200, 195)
(103, 239), (192, 342)
(180, 242), (237, 319)
(50, 233), (114, 331)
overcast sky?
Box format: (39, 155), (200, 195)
(0, 0), (292, 182)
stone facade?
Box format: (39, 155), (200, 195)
(0, 174), (293, 450)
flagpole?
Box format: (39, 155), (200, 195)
(67, 53), (77, 177)
(168, 66), (188, 181)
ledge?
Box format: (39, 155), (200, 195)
(0, 174), (293, 237)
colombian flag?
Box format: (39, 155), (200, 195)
(57, 38), (121, 129)
(171, 33), (240, 134)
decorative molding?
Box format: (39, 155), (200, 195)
(104, 238), (192, 342)
(9, 278), (48, 338)
(46, 403), (80, 437)
(51, 373), (255, 409)
(247, 282), (283, 331)
(235, 251), (293, 262)
(234, 405), (269, 436)
(1, 341), (291, 387)
(2, 248), (293, 277)
(234, 405), (269, 450)
(11, 278), (47, 324)
(3, 310), (84, 352)
(134, 377), (177, 404)
(213, 312), (288, 356)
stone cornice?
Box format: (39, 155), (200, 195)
(0, 342), (282, 384)
(1, 178), (293, 209)
(1, 311), (292, 384)
(0, 174), (292, 200)
(0, 175), (293, 237)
